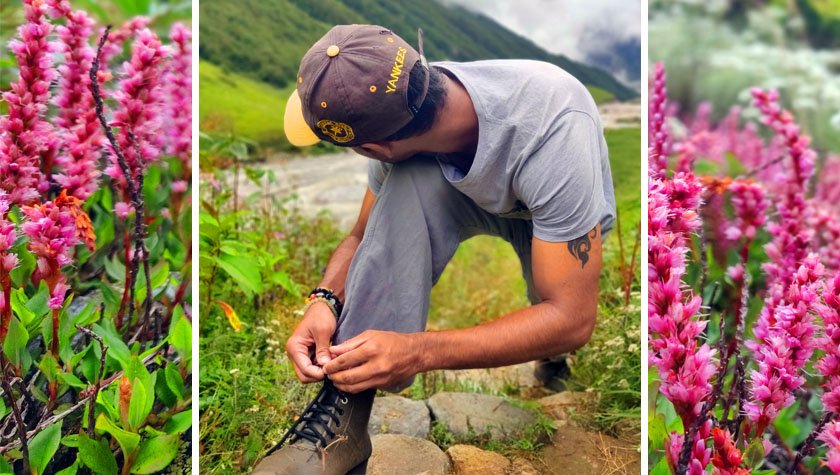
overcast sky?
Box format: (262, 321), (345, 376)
(441, 0), (641, 89)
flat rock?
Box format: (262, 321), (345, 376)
(509, 457), (541, 475)
(538, 391), (593, 421)
(540, 426), (640, 475)
(446, 445), (510, 474)
(368, 396), (431, 438)
(440, 362), (542, 393)
(366, 434), (451, 475)
(427, 392), (537, 439)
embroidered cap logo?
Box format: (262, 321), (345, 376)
(317, 119), (355, 143)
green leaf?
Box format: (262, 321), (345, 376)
(129, 434), (180, 474)
(78, 433), (118, 475)
(10, 248), (35, 287)
(95, 413), (140, 456)
(168, 316), (191, 365)
(29, 421), (62, 475)
(92, 321), (130, 370)
(4, 316), (32, 373)
(55, 460), (79, 475)
(10, 289), (35, 326)
(649, 456), (671, 475)
(128, 377), (150, 431)
(0, 456), (12, 474)
(648, 413), (667, 451)
(215, 254), (263, 297)
(103, 255), (126, 283)
(58, 372), (87, 389)
(165, 364), (186, 402)
(273, 271), (298, 295)
(154, 373), (177, 407)
(61, 434), (80, 448)
(38, 353), (61, 383)
(744, 437), (766, 469)
(164, 410), (192, 434)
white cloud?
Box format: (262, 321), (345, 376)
(441, 0), (641, 85)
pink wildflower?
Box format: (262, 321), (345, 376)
(105, 28), (169, 193)
(0, 191), (19, 340)
(817, 273), (840, 414)
(818, 421), (840, 474)
(51, 7), (103, 200)
(745, 254), (824, 429)
(115, 202), (134, 219)
(649, 173), (716, 425)
(665, 420), (713, 475)
(163, 23), (192, 168)
(0, 0), (57, 205)
(649, 63), (669, 178)
(726, 179), (768, 243)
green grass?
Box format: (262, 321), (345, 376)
(198, 60), (292, 147)
(199, 127), (641, 473)
(587, 85), (616, 105)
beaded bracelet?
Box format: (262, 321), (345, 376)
(304, 287), (343, 319)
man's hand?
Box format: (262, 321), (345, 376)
(285, 302), (337, 383)
(322, 330), (424, 393)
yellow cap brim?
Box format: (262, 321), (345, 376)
(284, 89), (321, 147)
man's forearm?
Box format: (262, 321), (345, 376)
(415, 301), (596, 372)
(316, 234), (362, 302)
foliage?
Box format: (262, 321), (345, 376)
(0, 1), (192, 473)
(197, 0), (635, 103)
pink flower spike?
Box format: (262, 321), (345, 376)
(818, 421), (840, 474)
(51, 7), (103, 200)
(0, 0), (57, 205)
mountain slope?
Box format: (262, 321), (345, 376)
(198, 0), (636, 100)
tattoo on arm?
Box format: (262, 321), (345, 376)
(567, 228), (598, 268)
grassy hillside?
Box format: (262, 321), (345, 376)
(200, 60), (616, 147)
(198, 0), (636, 101)
(199, 61), (291, 144)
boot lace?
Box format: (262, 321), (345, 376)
(268, 380), (348, 454)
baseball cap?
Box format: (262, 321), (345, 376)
(283, 24), (430, 147)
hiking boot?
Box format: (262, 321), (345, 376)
(534, 356), (571, 392)
(252, 380), (375, 475)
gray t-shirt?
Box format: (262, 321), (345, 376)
(368, 59), (616, 243)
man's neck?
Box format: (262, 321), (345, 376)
(416, 73), (479, 156)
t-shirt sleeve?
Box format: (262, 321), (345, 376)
(516, 111), (608, 243)
(367, 159), (392, 195)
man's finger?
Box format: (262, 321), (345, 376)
(329, 365), (373, 389)
(287, 345), (324, 381)
(322, 346), (368, 375)
(314, 330), (333, 366)
(329, 334), (367, 356)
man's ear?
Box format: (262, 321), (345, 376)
(357, 142), (391, 157)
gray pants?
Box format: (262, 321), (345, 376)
(335, 158), (538, 348)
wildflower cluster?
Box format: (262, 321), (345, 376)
(0, 1), (192, 472)
(649, 64), (840, 473)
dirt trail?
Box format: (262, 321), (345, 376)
(237, 101), (640, 230)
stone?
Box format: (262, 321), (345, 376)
(446, 445), (510, 474)
(366, 434), (451, 475)
(538, 391), (593, 421)
(427, 392), (537, 439)
(440, 362), (541, 393)
(368, 396), (431, 438)
(509, 457), (541, 475)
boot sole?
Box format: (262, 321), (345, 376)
(346, 458), (369, 474)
